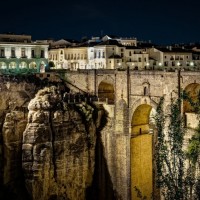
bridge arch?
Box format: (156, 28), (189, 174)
(98, 78), (114, 104)
(183, 83), (200, 113)
(130, 102), (157, 200)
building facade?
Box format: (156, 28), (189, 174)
(0, 33), (49, 74)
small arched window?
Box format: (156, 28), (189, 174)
(144, 86), (147, 96)
(60, 50), (63, 55)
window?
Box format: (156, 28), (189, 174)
(98, 51), (101, 58)
(11, 48), (15, 58)
(144, 87), (147, 95)
(60, 50), (63, 55)
(102, 52), (105, 58)
(138, 57), (142, 62)
(175, 56), (179, 60)
(21, 48), (26, 58)
(0, 49), (4, 57)
(41, 50), (44, 58)
(129, 51), (131, 56)
(31, 49), (35, 58)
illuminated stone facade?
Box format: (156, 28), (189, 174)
(64, 69), (200, 200)
(49, 47), (88, 70)
(0, 34), (49, 73)
(48, 37), (150, 70)
(49, 41), (200, 72)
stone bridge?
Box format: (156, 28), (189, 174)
(61, 69), (200, 200)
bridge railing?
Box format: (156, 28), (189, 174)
(63, 93), (114, 105)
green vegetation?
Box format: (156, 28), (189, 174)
(155, 92), (200, 199)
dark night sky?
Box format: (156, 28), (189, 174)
(1, 0), (200, 44)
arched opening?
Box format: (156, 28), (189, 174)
(9, 62), (16, 69)
(98, 80), (114, 104)
(0, 62), (7, 69)
(40, 61), (46, 73)
(29, 62), (37, 69)
(131, 104), (156, 200)
(183, 83), (200, 113)
(19, 62), (27, 69)
(183, 83), (200, 128)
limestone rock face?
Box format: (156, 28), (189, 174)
(0, 80), (36, 200)
(22, 86), (98, 200)
(0, 79), (115, 200)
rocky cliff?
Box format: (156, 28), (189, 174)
(0, 75), (117, 200)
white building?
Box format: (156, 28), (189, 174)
(147, 47), (195, 70)
(0, 33), (49, 73)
